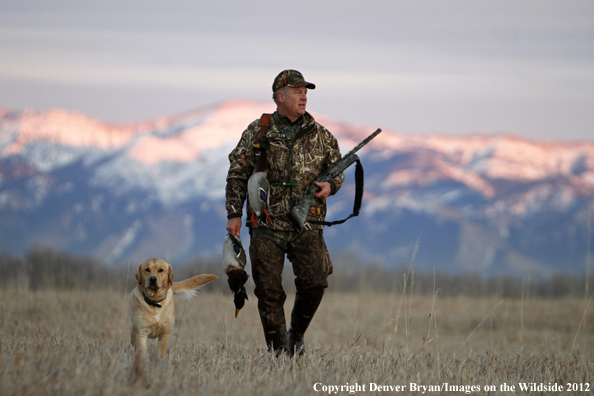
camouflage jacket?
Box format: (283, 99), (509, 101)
(225, 111), (344, 231)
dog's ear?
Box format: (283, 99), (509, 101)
(167, 264), (174, 286)
(135, 264), (143, 285)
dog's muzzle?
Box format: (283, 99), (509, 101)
(148, 276), (159, 288)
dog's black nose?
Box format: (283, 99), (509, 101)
(149, 276), (157, 283)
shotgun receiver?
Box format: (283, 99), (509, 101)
(288, 128), (382, 231)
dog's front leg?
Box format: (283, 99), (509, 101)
(157, 333), (171, 358)
(131, 332), (149, 382)
(133, 330), (149, 358)
(130, 327), (138, 349)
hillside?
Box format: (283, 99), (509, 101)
(1, 100), (593, 276)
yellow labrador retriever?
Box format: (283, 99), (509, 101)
(129, 258), (217, 362)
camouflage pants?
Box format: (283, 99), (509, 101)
(249, 228), (333, 329)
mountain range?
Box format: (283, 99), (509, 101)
(1, 100), (593, 277)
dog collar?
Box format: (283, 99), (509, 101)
(144, 295), (166, 308)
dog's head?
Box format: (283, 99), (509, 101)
(136, 258), (174, 296)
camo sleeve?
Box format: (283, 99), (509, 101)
(323, 127), (344, 196)
(225, 120), (259, 219)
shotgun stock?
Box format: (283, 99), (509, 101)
(288, 128), (382, 231)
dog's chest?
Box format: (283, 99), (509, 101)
(132, 289), (175, 338)
(146, 308), (174, 338)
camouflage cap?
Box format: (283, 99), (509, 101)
(272, 70), (316, 92)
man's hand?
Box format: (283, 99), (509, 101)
(226, 217), (242, 237)
(314, 182), (332, 200)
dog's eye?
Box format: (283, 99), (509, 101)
(158, 269), (164, 273)
(145, 268), (150, 272)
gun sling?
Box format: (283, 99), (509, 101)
(308, 158), (364, 227)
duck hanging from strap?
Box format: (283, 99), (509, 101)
(223, 232), (249, 318)
(247, 114), (273, 228)
(247, 165), (271, 227)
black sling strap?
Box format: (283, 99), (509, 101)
(308, 158), (364, 227)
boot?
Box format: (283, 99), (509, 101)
(288, 326), (306, 356)
(263, 323), (289, 356)
(288, 291), (322, 356)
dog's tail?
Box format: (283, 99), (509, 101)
(172, 274), (218, 300)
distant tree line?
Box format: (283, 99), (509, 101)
(1, 247), (114, 291)
(1, 246), (592, 299)
(329, 264), (593, 298)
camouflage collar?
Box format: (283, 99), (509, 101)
(273, 111), (317, 140)
(277, 113), (304, 126)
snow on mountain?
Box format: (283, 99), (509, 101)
(1, 100), (593, 276)
(376, 132), (594, 194)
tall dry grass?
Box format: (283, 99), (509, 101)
(1, 284), (593, 396)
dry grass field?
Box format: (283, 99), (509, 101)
(1, 282), (593, 396)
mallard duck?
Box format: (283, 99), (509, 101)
(248, 171), (272, 227)
(247, 142), (272, 227)
(223, 233), (249, 317)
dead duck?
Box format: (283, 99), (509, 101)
(223, 232), (249, 317)
(247, 171), (272, 227)
(247, 138), (273, 227)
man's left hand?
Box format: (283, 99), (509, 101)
(314, 182), (332, 200)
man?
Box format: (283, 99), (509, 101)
(225, 70), (344, 355)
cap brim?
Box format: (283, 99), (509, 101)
(289, 82), (316, 90)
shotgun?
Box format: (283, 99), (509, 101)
(288, 128), (382, 231)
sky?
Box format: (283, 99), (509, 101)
(1, 0), (593, 141)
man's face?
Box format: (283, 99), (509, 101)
(277, 86), (308, 122)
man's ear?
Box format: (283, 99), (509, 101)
(276, 91), (284, 104)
